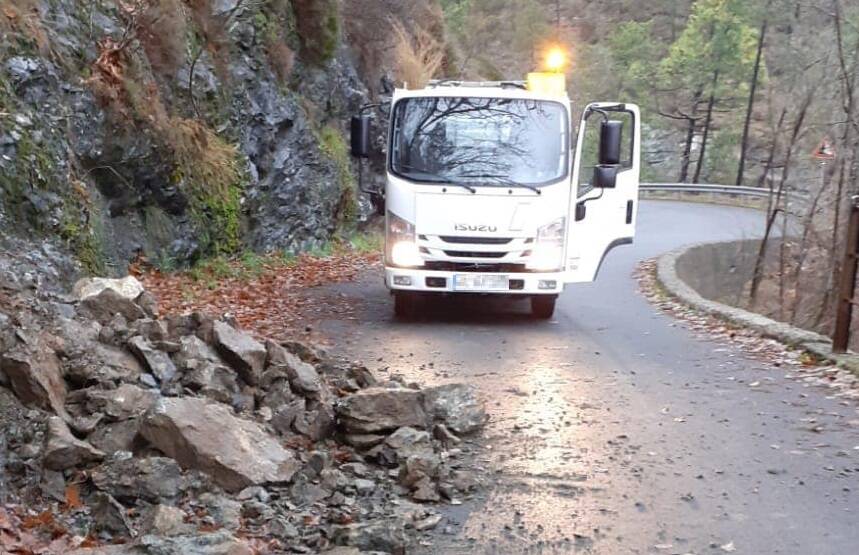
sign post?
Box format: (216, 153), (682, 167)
(833, 195), (859, 353)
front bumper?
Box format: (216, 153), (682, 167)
(384, 267), (565, 295)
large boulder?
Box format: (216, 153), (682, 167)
(212, 321), (266, 386)
(423, 384), (488, 435)
(1, 342), (67, 417)
(73, 276), (145, 300)
(43, 417), (104, 470)
(336, 387), (427, 434)
(140, 397), (300, 492)
(79, 288), (147, 324)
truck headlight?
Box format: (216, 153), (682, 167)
(528, 217), (565, 271)
(386, 211), (423, 267)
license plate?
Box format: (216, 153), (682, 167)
(453, 274), (509, 291)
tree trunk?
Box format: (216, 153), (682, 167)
(736, 18), (768, 186)
(678, 89), (702, 183)
(693, 72), (718, 184)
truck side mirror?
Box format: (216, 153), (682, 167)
(592, 165), (617, 188)
(598, 120), (623, 165)
(350, 114), (371, 158)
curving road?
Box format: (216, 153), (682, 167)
(318, 201), (859, 554)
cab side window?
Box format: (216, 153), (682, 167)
(576, 110), (633, 197)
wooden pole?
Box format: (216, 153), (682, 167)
(832, 195), (859, 353)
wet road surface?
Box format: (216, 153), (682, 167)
(318, 201), (859, 554)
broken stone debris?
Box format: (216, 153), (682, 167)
(0, 276), (487, 553)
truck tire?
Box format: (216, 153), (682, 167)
(530, 295), (556, 319)
(394, 292), (420, 320)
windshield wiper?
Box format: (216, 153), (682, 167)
(396, 164), (476, 193)
(454, 173), (541, 195)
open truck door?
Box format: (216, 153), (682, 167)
(565, 102), (641, 283)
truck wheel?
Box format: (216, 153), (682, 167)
(394, 292), (420, 320)
(530, 295), (557, 319)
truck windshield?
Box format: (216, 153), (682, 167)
(390, 96), (568, 187)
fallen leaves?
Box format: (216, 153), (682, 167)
(0, 505), (84, 555)
(635, 259), (859, 400)
(136, 247), (382, 342)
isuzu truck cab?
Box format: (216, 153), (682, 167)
(350, 68), (640, 319)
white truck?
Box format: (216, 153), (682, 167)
(350, 69), (640, 319)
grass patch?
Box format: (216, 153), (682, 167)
(315, 124), (358, 229)
(349, 231), (383, 253)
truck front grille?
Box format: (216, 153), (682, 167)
(424, 261), (528, 273)
(442, 250), (507, 258)
(438, 236), (512, 245)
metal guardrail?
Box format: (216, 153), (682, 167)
(640, 183), (774, 198)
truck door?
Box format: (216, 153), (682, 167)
(564, 103), (640, 283)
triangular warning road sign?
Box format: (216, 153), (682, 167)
(812, 137), (836, 160)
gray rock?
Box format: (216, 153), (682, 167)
(174, 335), (220, 366)
(88, 419), (143, 455)
(127, 336), (177, 384)
(129, 318), (168, 342)
(342, 433), (386, 450)
(385, 426), (433, 460)
(43, 416), (104, 470)
(284, 356), (321, 396)
(181, 361), (240, 404)
(85, 384), (159, 421)
(269, 517), (299, 540)
(198, 493), (242, 531)
(270, 398), (306, 436)
(423, 384), (488, 435)
(281, 340), (324, 363)
(142, 504), (193, 537)
(399, 453), (441, 489)
(330, 519), (406, 554)
(336, 387), (426, 434)
(64, 343), (143, 388)
(212, 321), (265, 385)
(73, 276), (145, 301)
(91, 492), (134, 537)
(293, 401), (335, 441)
(91, 455), (192, 504)
(80, 288), (147, 324)
(1, 342), (67, 418)
(138, 530), (253, 555)
(289, 477), (329, 506)
(140, 397), (300, 492)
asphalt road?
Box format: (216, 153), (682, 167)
(319, 200), (859, 554)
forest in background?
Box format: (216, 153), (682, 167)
(431, 0), (859, 345)
(2, 0), (859, 344)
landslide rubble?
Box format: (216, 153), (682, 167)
(0, 276), (488, 554)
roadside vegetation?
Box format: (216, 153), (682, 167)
(436, 0), (859, 348)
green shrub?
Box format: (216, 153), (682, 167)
(316, 124), (357, 228)
(292, 0), (339, 65)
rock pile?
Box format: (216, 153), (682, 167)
(0, 276), (488, 554)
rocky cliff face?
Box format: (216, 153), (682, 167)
(0, 0), (375, 280)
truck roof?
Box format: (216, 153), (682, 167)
(393, 79), (570, 104)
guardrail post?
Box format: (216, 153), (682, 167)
(832, 195), (859, 353)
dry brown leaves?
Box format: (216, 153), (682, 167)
(0, 505), (91, 555)
(634, 259), (813, 368)
(136, 250), (381, 341)
(635, 259), (859, 400)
